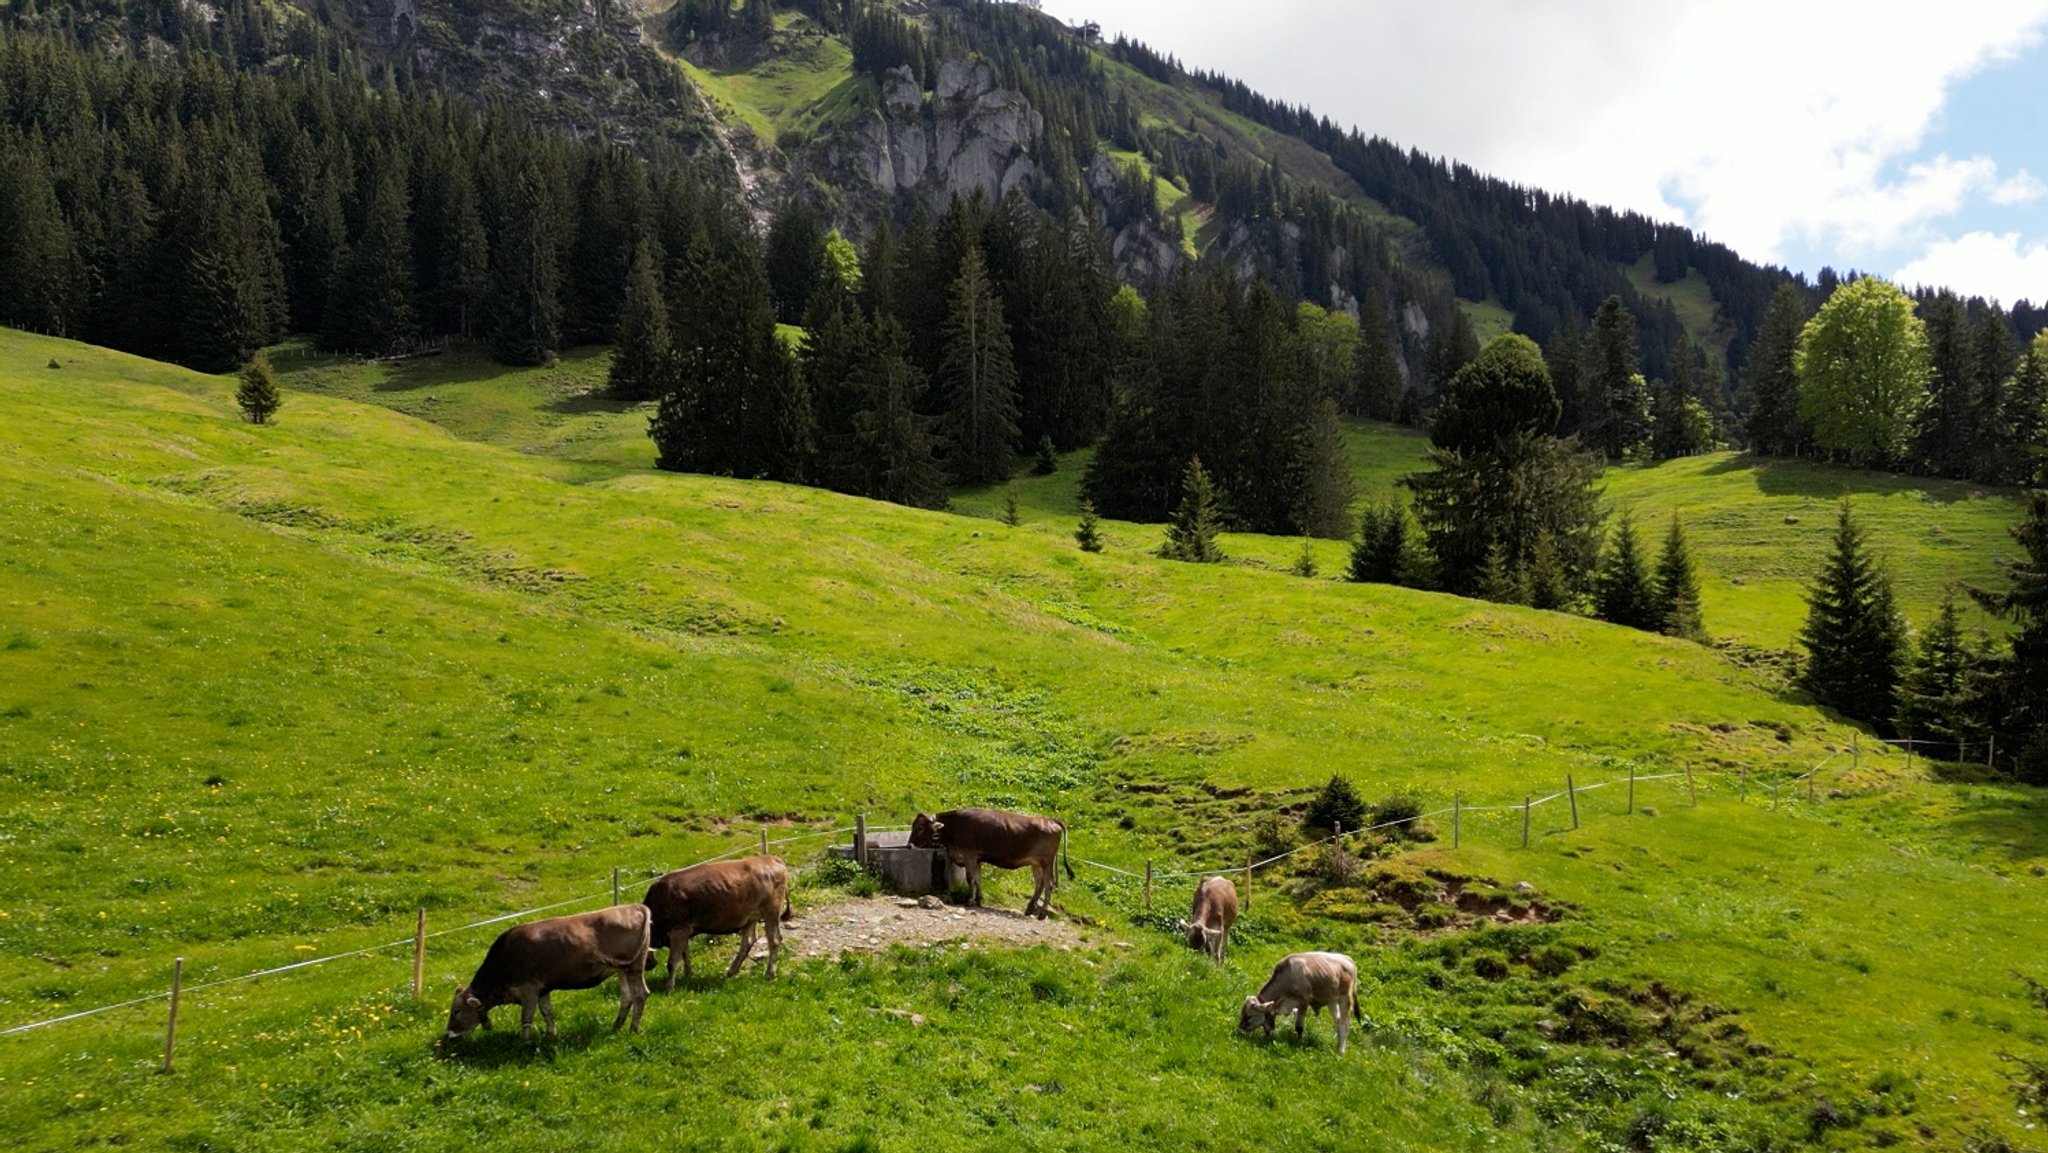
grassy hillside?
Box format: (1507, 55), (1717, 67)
(4, 330), (2047, 1151)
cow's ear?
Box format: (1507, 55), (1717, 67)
(464, 994), (483, 1010)
(929, 819), (945, 836)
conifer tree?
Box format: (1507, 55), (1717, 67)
(1898, 590), (1989, 759)
(1475, 539), (1524, 604)
(609, 240), (674, 402)
(1526, 530), (1570, 611)
(1294, 397), (1357, 539)
(0, 141), (81, 336)
(1162, 456), (1224, 563)
(1744, 283), (1809, 456)
(1291, 539), (1320, 578)
(1000, 483), (1021, 527)
(765, 197), (825, 325)
(486, 149), (567, 366)
(1912, 292), (1977, 477)
(739, 348), (812, 484)
(1075, 500), (1103, 553)
(323, 162), (417, 355)
(845, 317), (946, 509)
(1033, 435), (1059, 476)
(1584, 296), (1650, 459)
(1348, 500), (1416, 585)
(1351, 289), (1404, 420)
(236, 352), (281, 425)
(1595, 512), (1659, 630)
(1996, 335), (2048, 486)
(935, 249), (1022, 485)
(1799, 501), (1907, 725)
(1653, 515), (1705, 641)
(1972, 478), (2048, 779)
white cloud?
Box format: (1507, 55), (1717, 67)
(1991, 170), (2048, 205)
(1895, 232), (2048, 304)
(1040, 0), (2048, 267)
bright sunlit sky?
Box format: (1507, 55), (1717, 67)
(1040, 0), (2048, 305)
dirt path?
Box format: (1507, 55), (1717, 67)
(767, 896), (1086, 962)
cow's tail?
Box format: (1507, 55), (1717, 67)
(1061, 824), (1075, 881)
(781, 891), (794, 923)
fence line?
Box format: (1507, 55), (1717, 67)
(0, 748), (1853, 1040)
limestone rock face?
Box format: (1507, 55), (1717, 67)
(801, 61), (1043, 221)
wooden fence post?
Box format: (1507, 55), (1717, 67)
(1627, 766), (1636, 814)
(1566, 775), (1579, 830)
(1243, 847), (1253, 911)
(1685, 764), (1697, 807)
(1143, 860), (1153, 910)
(160, 958), (184, 1075)
(760, 827), (769, 857)
(1521, 795), (1532, 848)
(412, 909), (426, 1000)
(1905, 741), (1914, 772)
(1989, 734), (1997, 769)
(1334, 820), (1343, 844)
(854, 813), (868, 868)
(1452, 792), (1461, 848)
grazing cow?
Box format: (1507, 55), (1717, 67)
(443, 903), (651, 1042)
(642, 855), (792, 992)
(1186, 876), (1239, 963)
(909, 807), (1073, 919)
(1237, 951), (1359, 1054)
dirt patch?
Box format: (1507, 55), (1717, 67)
(773, 896), (1085, 961)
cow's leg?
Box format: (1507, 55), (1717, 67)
(1027, 861), (1051, 918)
(663, 929), (687, 994)
(763, 911), (783, 979)
(728, 923), (757, 978)
(1294, 1003), (1306, 1040)
(517, 992), (539, 1041)
(1334, 998), (1350, 1055)
(680, 931), (695, 982)
(614, 966), (645, 1033)
(539, 992), (559, 1038)
(966, 859), (983, 907)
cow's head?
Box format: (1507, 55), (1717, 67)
(1187, 923), (1219, 953)
(1238, 995), (1276, 1035)
(909, 813), (942, 849)
(443, 986), (492, 1042)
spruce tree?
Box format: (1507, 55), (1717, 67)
(1898, 590), (1989, 759)
(845, 317), (946, 509)
(935, 249), (1022, 485)
(609, 241), (673, 402)
(1475, 539), (1524, 605)
(1348, 500), (1415, 585)
(1584, 296), (1650, 459)
(1162, 456), (1224, 563)
(1000, 483), (1021, 527)
(1912, 292), (1976, 477)
(323, 162), (417, 356)
(1744, 283), (1810, 456)
(1996, 335), (2048, 486)
(236, 352), (281, 425)
(1799, 501), (1908, 725)
(1653, 515), (1706, 641)
(1972, 478), (2048, 779)
(1595, 512), (1659, 630)
(0, 142), (81, 336)
(1075, 500), (1103, 553)
(486, 149), (567, 366)
(1033, 435), (1058, 476)
(765, 197), (825, 325)
(1527, 531), (1570, 611)
(1291, 539), (1319, 578)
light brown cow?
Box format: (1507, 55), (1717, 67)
(443, 903), (652, 1042)
(1186, 876), (1239, 962)
(1237, 951), (1359, 1054)
(642, 855), (792, 992)
(909, 807), (1073, 919)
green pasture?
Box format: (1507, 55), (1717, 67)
(2, 329), (2045, 1151)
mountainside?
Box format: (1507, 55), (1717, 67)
(5, 326), (2048, 1152)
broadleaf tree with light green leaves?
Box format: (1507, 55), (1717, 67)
(1795, 277), (1930, 466)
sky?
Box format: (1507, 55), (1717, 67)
(1039, 0), (2048, 306)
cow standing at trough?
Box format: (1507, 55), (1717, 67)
(1186, 876), (1239, 962)
(909, 808), (1073, 919)
(443, 903), (652, 1042)
(642, 855), (792, 992)
(1237, 951), (1359, 1054)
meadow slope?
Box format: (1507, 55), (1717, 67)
(2, 330), (2046, 1152)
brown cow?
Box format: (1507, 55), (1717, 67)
(443, 903), (651, 1042)
(1237, 951), (1359, 1054)
(1186, 876), (1239, 962)
(642, 855), (792, 992)
(909, 808), (1073, 919)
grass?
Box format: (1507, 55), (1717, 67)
(671, 14), (855, 146)
(5, 328), (2048, 1151)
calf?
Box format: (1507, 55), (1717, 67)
(443, 903), (651, 1042)
(1186, 876), (1239, 963)
(1237, 951), (1359, 1054)
(909, 808), (1072, 919)
(642, 855), (791, 992)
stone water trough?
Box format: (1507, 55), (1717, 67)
(825, 831), (966, 896)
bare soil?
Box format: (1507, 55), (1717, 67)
(766, 896), (1086, 962)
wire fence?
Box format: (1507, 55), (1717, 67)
(0, 743), (1894, 1046)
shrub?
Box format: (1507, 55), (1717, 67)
(1314, 842), (1359, 885)
(1303, 775), (1365, 833)
(1528, 944), (1577, 977)
(1369, 793), (1424, 838)
(1250, 811), (1296, 861)
(1471, 951), (1510, 980)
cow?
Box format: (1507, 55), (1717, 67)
(1186, 876), (1239, 963)
(641, 855), (792, 993)
(909, 807), (1073, 919)
(1237, 951), (1359, 1054)
(442, 903), (651, 1042)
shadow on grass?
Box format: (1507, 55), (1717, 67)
(539, 389), (638, 417)
(433, 1018), (615, 1066)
